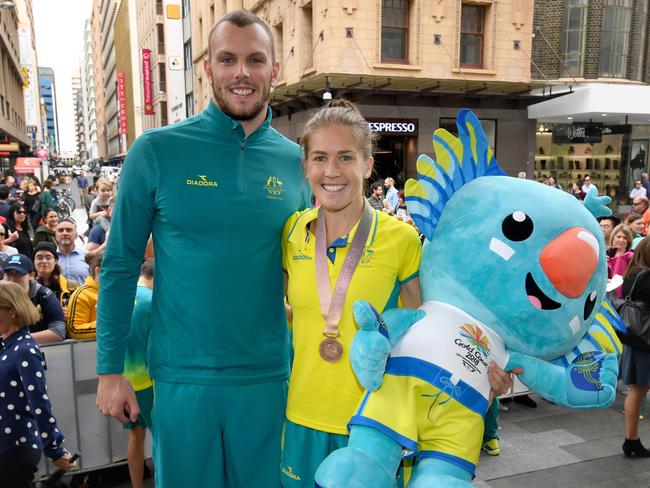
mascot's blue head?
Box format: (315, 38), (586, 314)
(406, 110), (612, 360)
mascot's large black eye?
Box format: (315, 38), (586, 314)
(502, 211), (534, 242)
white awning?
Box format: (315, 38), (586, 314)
(528, 83), (650, 125)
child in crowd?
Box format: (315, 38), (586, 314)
(88, 178), (113, 224)
(0, 281), (76, 484)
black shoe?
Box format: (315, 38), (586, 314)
(513, 394), (538, 408)
(623, 438), (650, 457)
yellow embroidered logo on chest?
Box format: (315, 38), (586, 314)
(359, 247), (374, 265)
(186, 174), (219, 187)
(264, 176), (285, 198)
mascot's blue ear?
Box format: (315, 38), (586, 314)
(405, 109), (505, 241)
(583, 188), (612, 219)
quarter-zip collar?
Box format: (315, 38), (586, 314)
(203, 100), (273, 143)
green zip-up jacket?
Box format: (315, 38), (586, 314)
(96, 102), (309, 385)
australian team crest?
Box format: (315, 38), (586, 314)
(264, 176), (285, 198)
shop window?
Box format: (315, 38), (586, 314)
(439, 117), (496, 154)
(381, 0), (409, 63)
(599, 0), (632, 78)
(460, 4), (485, 68)
(561, 0), (588, 77)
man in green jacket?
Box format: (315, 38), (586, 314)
(95, 10), (309, 487)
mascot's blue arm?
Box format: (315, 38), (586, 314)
(507, 350), (618, 409)
(351, 301), (425, 392)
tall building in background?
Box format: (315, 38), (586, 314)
(15, 0), (43, 155)
(529, 0), (650, 203)
(192, 0), (551, 178)
(38, 67), (59, 156)
(99, 0), (121, 156)
(0, 2), (30, 170)
(114, 0), (143, 149)
(80, 19), (99, 160)
(91, 0), (108, 157)
(135, 0), (187, 132)
(182, 0), (193, 118)
(72, 72), (86, 160)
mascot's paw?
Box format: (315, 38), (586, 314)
(565, 351), (617, 408)
(351, 301), (392, 391)
(583, 189), (612, 218)
(315, 447), (397, 488)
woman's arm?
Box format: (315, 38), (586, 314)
(399, 276), (422, 309)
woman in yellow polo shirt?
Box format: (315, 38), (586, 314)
(280, 100), (423, 487)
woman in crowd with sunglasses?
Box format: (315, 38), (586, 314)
(5, 202), (33, 257)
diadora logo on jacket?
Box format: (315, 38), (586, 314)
(186, 174), (219, 187)
(264, 176), (284, 199)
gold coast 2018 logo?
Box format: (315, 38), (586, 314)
(186, 174), (218, 187)
(455, 323), (490, 374)
(264, 176), (285, 199)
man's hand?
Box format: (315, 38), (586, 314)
(96, 374), (139, 424)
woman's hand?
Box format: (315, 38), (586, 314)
(53, 451), (77, 471)
(488, 363), (524, 399)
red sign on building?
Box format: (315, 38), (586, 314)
(142, 49), (153, 115)
(117, 71), (128, 134)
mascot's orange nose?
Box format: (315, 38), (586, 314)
(539, 227), (599, 298)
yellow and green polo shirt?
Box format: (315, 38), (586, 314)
(282, 207), (421, 434)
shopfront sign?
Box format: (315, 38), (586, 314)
(367, 118), (418, 136)
(142, 49), (153, 115)
(117, 71), (128, 135)
(552, 123), (602, 144)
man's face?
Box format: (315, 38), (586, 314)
(203, 22), (279, 122)
(599, 219), (614, 240)
(56, 222), (77, 247)
(6, 176), (15, 188)
(633, 199), (648, 213)
(636, 180), (643, 188)
(373, 186), (383, 197)
(583, 176), (592, 186)
(3, 270), (30, 290)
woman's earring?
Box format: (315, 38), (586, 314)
(11, 314), (16, 319)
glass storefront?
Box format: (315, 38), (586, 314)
(534, 122), (650, 204)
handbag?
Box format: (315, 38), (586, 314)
(610, 269), (650, 351)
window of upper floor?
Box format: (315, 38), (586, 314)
(561, 0), (588, 77)
(381, 0), (409, 63)
(460, 3), (485, 68)
(599, 0), (633, 78)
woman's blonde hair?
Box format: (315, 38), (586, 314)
(0, 281), (40, 328)
(96, 178), (113, 191)
(300, 99), (377, 162)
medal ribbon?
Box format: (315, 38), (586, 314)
(315, 201), (374, 337)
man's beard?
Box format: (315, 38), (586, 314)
(212, 77), (272, 121)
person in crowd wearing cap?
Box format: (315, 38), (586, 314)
(0, 223), (18, 262)
(33, 208), (58, 247)
(56, 219), (89, 286)
(66, 251), (103, 340)
(34, 241), (76, 312)
(86, 198), (113, 253)
(2, 254), (66, 344)
(0, 185), (11, 219)
(5, 202), (33, 257)
(0, 281), (77, 484)
(122, 259), (155, 488)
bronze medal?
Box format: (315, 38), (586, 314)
(319, 337), (343, 363)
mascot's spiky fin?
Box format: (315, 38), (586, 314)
(405, 109), (505, 240)
(551, 299), (625, 367)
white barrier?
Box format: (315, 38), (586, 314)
(37, 339), (152, 479)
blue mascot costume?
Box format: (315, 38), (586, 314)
(315, 110), (625, 487)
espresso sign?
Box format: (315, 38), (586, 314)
(367, 118), (418, 136)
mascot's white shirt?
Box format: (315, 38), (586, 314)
(391, 300), (509, 401)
